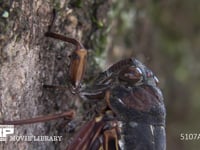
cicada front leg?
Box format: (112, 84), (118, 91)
(44, 9), (87, 92)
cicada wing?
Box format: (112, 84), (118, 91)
(66, 118), (104, 150)
(66, 117), (121, 150)
(154, 126), (166, 150)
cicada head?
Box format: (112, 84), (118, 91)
(131, 58), (159, 86)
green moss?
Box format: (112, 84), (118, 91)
(91, 16), (104, 29)
(70, 0), (83, 8)
(50, 0), (61, 11)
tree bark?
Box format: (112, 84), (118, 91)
(0, 0), (111, 150)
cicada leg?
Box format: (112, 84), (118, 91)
(0, 110), (75, 125)
(66, 110), (121, 150)
(103, 127), (120, 150)
(43, 84), (69, 90)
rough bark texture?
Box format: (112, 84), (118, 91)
(0, 0), (111, 150)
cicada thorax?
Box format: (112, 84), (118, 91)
(107, 84), (166, 150)
(109, 85), (165, 124)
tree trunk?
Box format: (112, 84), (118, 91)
(0, 0), (111, 150)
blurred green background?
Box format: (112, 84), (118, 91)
(101, 0), (200, 150)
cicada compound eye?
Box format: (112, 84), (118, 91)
(119, 66), (143, 84)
